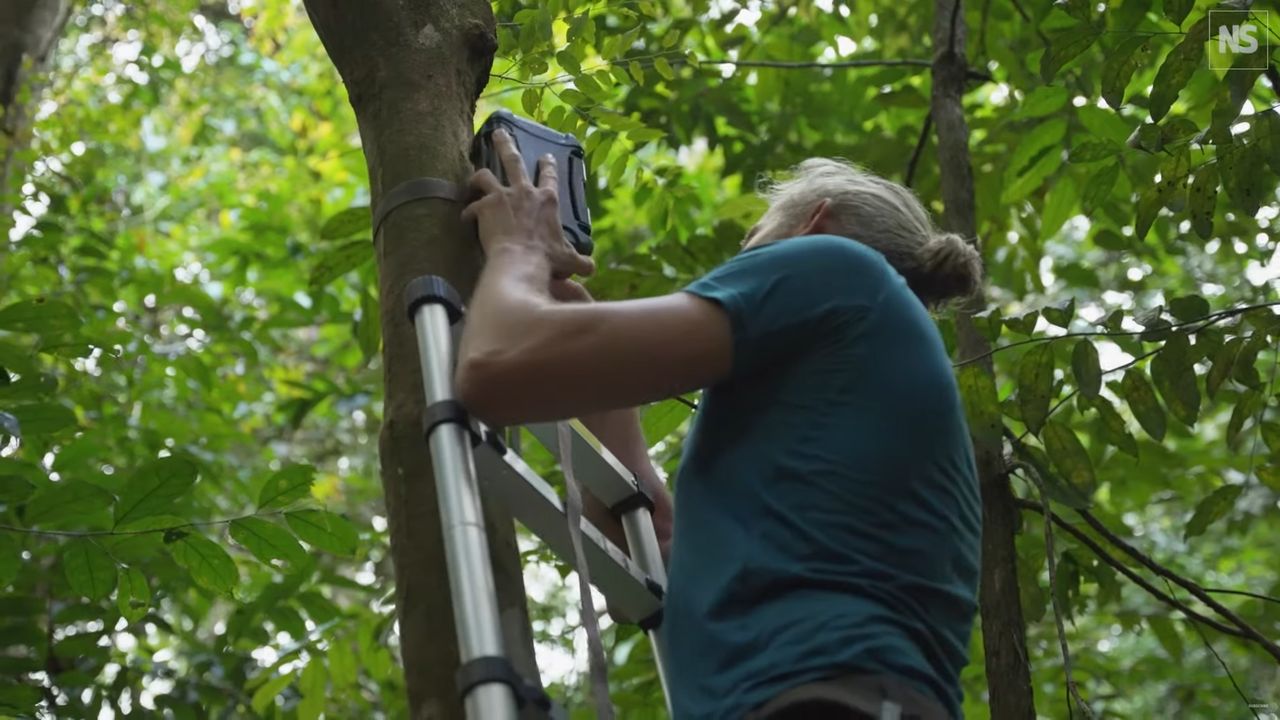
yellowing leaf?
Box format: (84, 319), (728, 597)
(1184, 485), (1242, 539)
(1042, 421), (1096, 508)
(1017, 344), (1056, 435)
(1071, 340), (1101, 398)
(1120, 369), (1166, 441)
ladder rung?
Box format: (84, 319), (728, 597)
(473, 439), (663, 625)
(526, 422), (640, 510)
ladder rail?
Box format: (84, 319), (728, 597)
(411, 301), (522, 720)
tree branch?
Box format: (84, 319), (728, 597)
(905, 112), (933, 188)
(1023, 466), (1095, 718)
(1015, 499), (1252, 641)
(1203, 588), (1280, 606)
(954, 301), (1280, 368)
(1074, 510), (1280, 663)
(1168, 579), (1264, 720)
(0, 511), (282, 538)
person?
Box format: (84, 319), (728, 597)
(457, 128), (982, 720)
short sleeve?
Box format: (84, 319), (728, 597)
(681, 235), (888, 379)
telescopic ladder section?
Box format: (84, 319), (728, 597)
(405, 276), (671, 720)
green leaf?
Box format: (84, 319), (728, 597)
(1257, 464), (1280, 492)
(230, 517), (308, 568)
(308, 240), (371, 289)
(1134, 186), (1161, 241)
(1226, 388), (1262, 447)
(1039, 175), (1078, 240)
(1185, 162), (1217, 240)
(521, 87), (540, 117)
(1080, 162), (1118, 214)
(329, 638), (358, 689)
(1164, 0), (1192, 25)
(559, 88), (590, 107)
(1168, 295), (1210, 322)
(1071, 340), (1101, 398)
(61, 539), (117, 601)
(1148, 18), (1208, 122)
(0, 533), (19, 588)
(1005, 310), (1040, 335)
(1207, 336), (1242, 399)
(8, 403), (76, 436)
(1087, 395), (1138, 457)
(319, 206), (370, 240)
(1040, 24), (1100, 82)
(1146, 615), (1183, 660)
(1120, 369), (1166, 441)
(653, 56), (675, 80)
(116, 566), (150, 623)
(1002, 149), (1062, 203)
(1013, 86), (1069, 119)
(1219, 141), (1266, 217)
(1042, 421), (1097, 507)
(958, 365), (1002, 448)
(1007, 118), (1068, 178)
(0, 299), (80, 334)
(1260, 421), (1280, 455)
(1052, 551), (1081, 622)
(641, 399), (692, 444)
(1184, 485), (1242, 539)
(1068, 140), (1119, 163)
(256, 464), (316, 511)
(1102, 36), (1153, 108)
(250, 672), (296, 715)
(286, 510), (358, 556)
(1017, 344), (1056, 435)
(168, 532), (238, 595)
(0, 683), (41, 712)
(114, 456), (199, 529)
(628, 60), (644, 85)
(1042, 298), (1075, 328)
(24, 481), (114, 530)
(556, 48), (582, 75)
(298, 659), (326, 720)
(1150, 334), (1199, 427)
(1251, 110), (1280, 175)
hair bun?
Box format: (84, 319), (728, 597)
(914, 233), (982, 306)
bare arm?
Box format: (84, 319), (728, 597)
(578, 407), (674, 564)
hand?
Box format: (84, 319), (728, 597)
(462, 129), (595, 280)
(549, 277), (593, 303)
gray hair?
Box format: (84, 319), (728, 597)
(761, 158), (982, 308)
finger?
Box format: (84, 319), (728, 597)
(460, 194), (493, 223)
(469, 168), (503, 196)
(494, 129), (530, 187)
(568, 253), (596, 278)
(537, 153), (559, 192)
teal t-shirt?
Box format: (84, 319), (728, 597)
(660, 234), (981, 719)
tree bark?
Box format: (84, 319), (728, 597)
(929, 1), (1037, 718)
(0, 0), (72, 233)
(300, 3), (542, 718)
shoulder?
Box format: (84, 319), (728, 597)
(753, 234), (892, 276)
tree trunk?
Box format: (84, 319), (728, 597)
(300, 3), (542, 718)
(929, 2), (1037, 718)
(0, 0), (72, 233)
